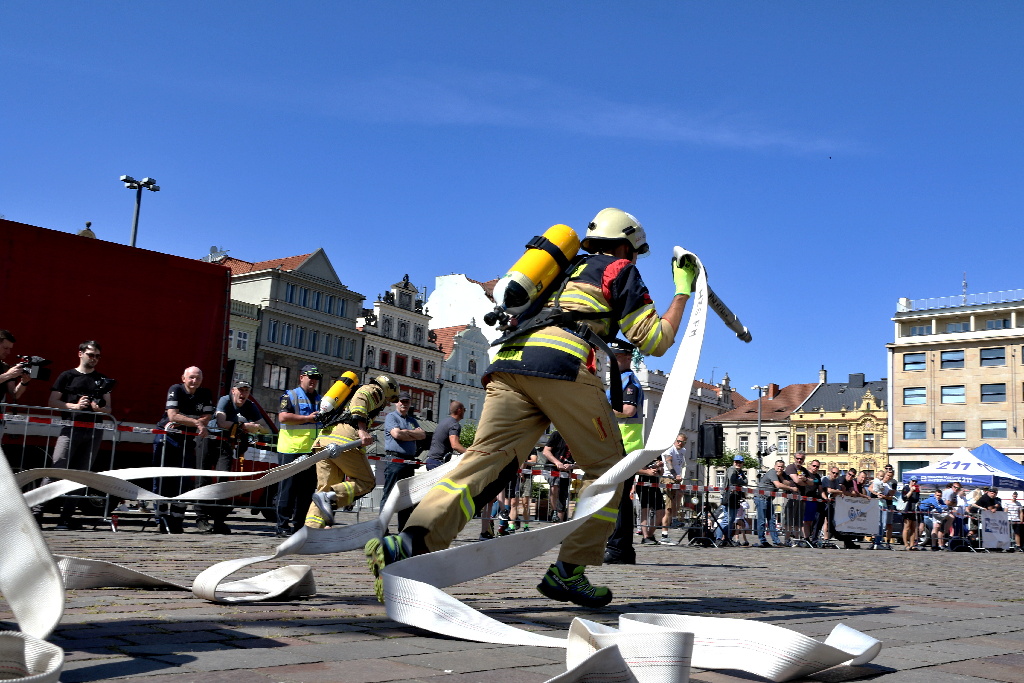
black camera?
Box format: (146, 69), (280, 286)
(14, 355), (52, 381)
(82, 377), (117, 408)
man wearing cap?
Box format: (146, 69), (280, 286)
(194, 380), (270, 534)
(604, 338), (649, 562)
(379, 390), (425, 531)
(723, 453), (749, 545)
(274, 364), (322, 537)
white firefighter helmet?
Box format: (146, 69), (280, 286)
(373, 374), (400, 402)
(581, 208), (649, 255)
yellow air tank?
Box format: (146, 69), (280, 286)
(319, 371), (359, 413)
(487, 224), (580, 324)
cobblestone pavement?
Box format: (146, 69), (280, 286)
(5, 512), (1024, 683)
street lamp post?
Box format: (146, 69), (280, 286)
(751, 385), (768, 469)
(119, 175), (160, 247)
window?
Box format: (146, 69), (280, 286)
(941, 386), (966, 404)
(325, 295), (335, 314)
(981, 383), (1006, 403)
(863, 433), (875, 453)
(796, 435), (806, 452)
(987, 318), (1011, 330)
(904, 353), (926, 371)
(945, 322), (970, 333)
(228, 329), (234, 348)
(838, 434), (849, 453)
(981, 347), (1006, 366)
(346, 338), (356, 361)
(738, 435), (748, 453)
(758, 435), (768, 455)
(336, 298), (347, 318)
(426, 362), (435, 380)
(365, 346), (375, 366)
(903, 387), (926, 405)
(379, 350), (390, 369)
(266, 319), (278, 343)
(323, 334), (332, 356)
(399, 291), (413, 309)
(411, 358), (421, 377)
(903, 422), (927, 440)
(777, 434), (788, 454)
(982, 420), (1008, 439)
(281, 323), (292, 347)
(308, 330), (318, 352)
(909, 325), (932, 336)
(235, 331), (248, 351)
(468, 358), (478, 375)
(940, 350), (964, 369)
(285, 283), (297, 303)
(395, 354), (407, 375)
(816, 434), (827, 453)
(941, 421), (966, 439)
(311, 291), (321, 311)
(294, 327), (305, 349)
(335, 338), (344, 358)
(298, 288), (309, 307)
(263, 363), (289, 390)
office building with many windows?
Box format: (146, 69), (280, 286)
(887, 289), (1024, 473)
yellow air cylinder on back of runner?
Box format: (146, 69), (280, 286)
(490, 224), (580, 319)
(319, 371), (359, 413)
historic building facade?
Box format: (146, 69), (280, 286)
(433, 321), (488, 423)
(358, 275), (444, 421)
(219, 249), (365, 416)
(790, 370), (890, 478)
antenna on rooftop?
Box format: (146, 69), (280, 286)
(962, 272), (968, 305)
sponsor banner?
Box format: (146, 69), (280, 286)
(833, 497), (880, 536)
(981, 510), (1011, 550)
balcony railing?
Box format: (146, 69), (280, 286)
(898, 289), (1024, 312)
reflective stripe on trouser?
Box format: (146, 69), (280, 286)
(304, 424), (374, 528)
(405, 366), (624, 566)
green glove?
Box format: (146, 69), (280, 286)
(672, 254), (698, 296)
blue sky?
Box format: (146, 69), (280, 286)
(3, 3), (1022, 396)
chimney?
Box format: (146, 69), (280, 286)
(849, 373), (865, 388)
(766, 383), (781, 399)
(819, 365), (827, 383)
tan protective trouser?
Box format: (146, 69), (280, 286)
(304, 424), (375, 528)
(405, 368), (623, 566)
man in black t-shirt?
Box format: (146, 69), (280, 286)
(195, 380), (269, 534)
(543, 431), (575, 523)
(42, 340), (113, 530)
(152, 366), (214, 534)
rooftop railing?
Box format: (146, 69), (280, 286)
(898, 289), (1024, 312)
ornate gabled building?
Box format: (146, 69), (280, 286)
(790, 369), (889, 478)
(358, 275), (444, 421)
(218, 249), (365, 416)
(433, 321), (489, 423)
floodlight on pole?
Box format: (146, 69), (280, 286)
(751, 385), (768, 467)
(120, 175), (160, 247)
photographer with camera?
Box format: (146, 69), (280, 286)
(0, 329), (32, 403)
(194, 379), (270, 534)
(42, 340), (113, 530)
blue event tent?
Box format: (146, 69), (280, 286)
(901, 445), (1024, 490)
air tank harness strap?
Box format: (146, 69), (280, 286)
(526, 234), (572, 271)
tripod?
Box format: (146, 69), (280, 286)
(684, 457), (722, 547)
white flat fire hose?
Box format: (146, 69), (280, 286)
(0, 249), (880, 682)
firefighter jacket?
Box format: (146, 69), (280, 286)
(486, 254), (676, 383)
